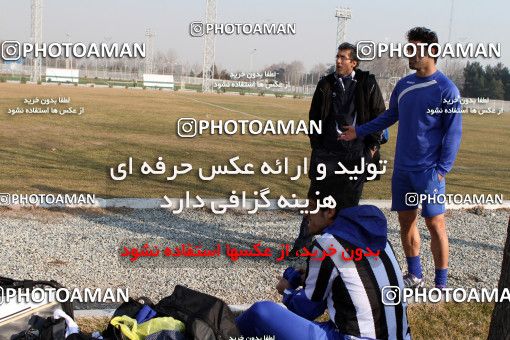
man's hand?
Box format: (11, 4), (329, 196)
(276, 277), (291, 295)
(438, 173), (444, 182)
(277, 267), (306, 294)
(338, 125), (357, 141)
(370, 147), (378, 158)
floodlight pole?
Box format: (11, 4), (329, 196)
(335, 7), (351, 50)
(145, 28), (155, 74)
(31, 0), (43, 82)
(202, 0), (217, 92)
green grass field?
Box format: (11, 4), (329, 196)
(0, 83), (508, 199)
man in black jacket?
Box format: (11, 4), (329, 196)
(291, 42), (387, 252)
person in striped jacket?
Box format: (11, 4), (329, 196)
(236, 179), (411, 339)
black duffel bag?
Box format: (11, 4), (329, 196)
(154, 285), (240, 340)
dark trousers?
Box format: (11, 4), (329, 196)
(292, 175), (365, 250)
(292, 147), (370, 251)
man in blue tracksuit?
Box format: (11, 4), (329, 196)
(340, 27), (463, 289)
(236, 178), (411, 339)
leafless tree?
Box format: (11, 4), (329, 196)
(441, 58), (466, 90)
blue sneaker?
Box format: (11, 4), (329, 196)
(403, 273), (425, 289)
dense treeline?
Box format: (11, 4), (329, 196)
(462, 62), (510, 100)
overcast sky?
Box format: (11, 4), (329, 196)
(1, 0), (507, 71)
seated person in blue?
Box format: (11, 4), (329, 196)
(236, 177), (411, 339)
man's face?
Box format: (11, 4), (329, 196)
(307, 200), (336, 235)
(407, 40), (435, 70)
(336, 49), (357, 76)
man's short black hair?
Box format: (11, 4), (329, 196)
(338, 42), (359, 67)
(307, 176), (358, 218)
(406, 27), (439, 62)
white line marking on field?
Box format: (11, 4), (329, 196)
(176, 93), (263, 119)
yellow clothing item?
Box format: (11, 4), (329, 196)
(110, 315), (185, 340)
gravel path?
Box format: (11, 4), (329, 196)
(0, 207), (507, 307)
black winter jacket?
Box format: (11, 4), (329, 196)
(308, 69), (386, 151)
